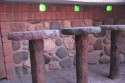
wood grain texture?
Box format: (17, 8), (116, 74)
(29, 39), (47, 83)
(109, 30), (121, 79)
(75, 34), (88, 83)
(100, 25), (125, 31)
(8, 30), (59, 40)
(61, 27), (101, 35)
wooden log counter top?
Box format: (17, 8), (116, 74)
(61, 27), (101, 83)
(100, 25), (125, 79)
(8, 30), (60, 83)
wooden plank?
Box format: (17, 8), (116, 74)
(8, 30), (59, 40)
(61, 27), (101, 35)
(100, 25), (125, 31)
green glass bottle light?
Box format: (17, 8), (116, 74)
(39, 3), (46, 12)
(74, 5), (80, 12)
(106, 5), (112, 12)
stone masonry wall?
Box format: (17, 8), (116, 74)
(4, 19), (124, 77)
(0, 3), (125, 79)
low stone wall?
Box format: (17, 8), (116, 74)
(9, 19), (125, 77)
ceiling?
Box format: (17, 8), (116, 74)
(1, 0), (125, 5)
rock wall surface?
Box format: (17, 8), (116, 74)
(7, 19), (125, 77)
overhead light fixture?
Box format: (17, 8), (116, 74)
(106, 5), (112, 12)
(39, 3), (46, 12)
(74, 5), (80, 12)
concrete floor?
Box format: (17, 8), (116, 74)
(0, 64), (125, 83)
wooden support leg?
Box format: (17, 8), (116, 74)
(109, 30), (121, 79)
(75, 34), (89, 83)
(29, 39), (47, 83)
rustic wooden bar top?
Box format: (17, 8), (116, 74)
(8, 30), (59, 40)
(100, 25), (125, 31)
(61, 27), (101, 35)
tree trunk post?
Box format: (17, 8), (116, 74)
(8, 30), (59, 83)
(29, 39), (47, 83)
(75, 34), (89, 83)
(109, 30), (121, 79)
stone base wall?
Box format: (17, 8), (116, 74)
(0, 3), (125, 79)
(6, 19), (125, 77)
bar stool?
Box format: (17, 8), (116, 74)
(8, 30), (59, 83)
(100, 25), (125, 79)
(61, 27), (101, 83)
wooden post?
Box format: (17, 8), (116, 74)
(109, 30), (121, 79)
(61, 27), (101, 83)
(29, 39), (47, 83)
(75, 34), (88, 83)
(8, 30), (59, 83)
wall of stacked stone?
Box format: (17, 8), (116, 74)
(0, 3), (125, 78)
(5, 19), (124, 77)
